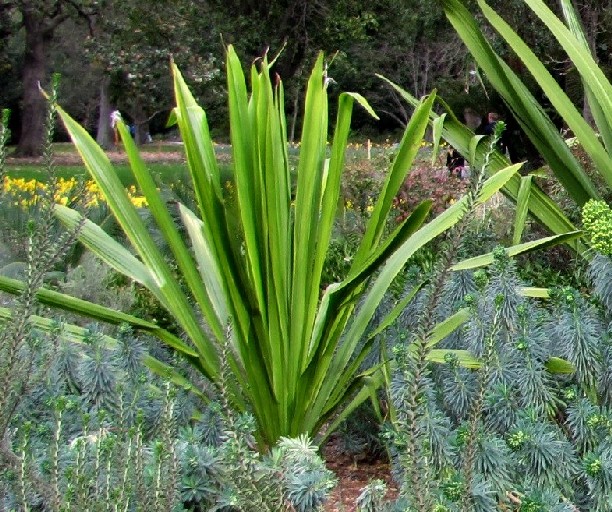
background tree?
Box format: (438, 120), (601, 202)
(1, 0), (100, 156)
(86, 0), (222, 147)
(2, 0), (609, 154)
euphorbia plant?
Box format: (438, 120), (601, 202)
(0, 47), (523, 446)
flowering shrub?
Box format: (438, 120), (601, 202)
(393, 161), (468, 222)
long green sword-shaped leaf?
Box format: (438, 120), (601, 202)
(117, 119), (225, 341)
(0, 307), (118, 347)
(366, 282), (424, 341)
(519, 287), (550, 298)
(425, 308), (471, 348)
(172, 61), (267, 420)
(292, 94), (437, 435)
(477, 0), (612, 190)
(522, 0), (612, 131)
(172, 60), (252, 350)
(0, 275), (193, 355)
(54, 205), (157, 289)
(452, 230), (583, 271)
(302, 95), (436, 397)
(55, 106), (218, 379)
(559, 0), (612, 155)
(178, 204), (229, 327)
(290, 53), (328, 372)
(306, 200), (432, 377)
(226, 48), (265, 320)
(353, 92), (436, 267)
(428, 349), (480, 368)
(513, 175), (532, 245)
(441, 0), (599, 206)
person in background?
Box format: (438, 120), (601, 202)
(480, 112), (511, 157)
(446, 148), (465, 176)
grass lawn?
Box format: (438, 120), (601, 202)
(7, 141), (188, 155)
(4, 142), (238, 186)
(5, 162), (192, 186)
(3, 141), (400, 189)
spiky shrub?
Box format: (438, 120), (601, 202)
(378, 239), (612, 511)
(0, 46), (526, 448)
(356, 119), (589, 510)
(356, 479), (387, 512)
(0, 319), (182, 511)
(0, 87), (333, 512)
(3, 319), (337, 511)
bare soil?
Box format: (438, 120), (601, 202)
(323, 437), (398, 511)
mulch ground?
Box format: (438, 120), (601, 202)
(323, 437), (398, 511)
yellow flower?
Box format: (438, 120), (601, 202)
(130, 196), (148, 208)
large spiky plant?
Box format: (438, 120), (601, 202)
(0, 47), (527, 446)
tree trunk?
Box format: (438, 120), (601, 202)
(129, 100), (150, 145)
(14, 10), (48, 157)
(96, 75), (114, 149)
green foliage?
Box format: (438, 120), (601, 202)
(440, 0), (612, 256)
(2, 46), (517, 447)
(378, 240), (612, 510)
(1, 321), (336, 511)
(356, 478), (387, 512)
(582, 199), (612, 255)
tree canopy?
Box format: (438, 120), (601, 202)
(2, 0), (612, 154)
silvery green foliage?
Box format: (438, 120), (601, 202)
(588, 253), (612, 313)
(340, 402), (386, 460)
(440, 360), (476, 422)
(116, 323), (146, 377)
(467, 476), (498, 512)
(5, 325), (184, 510)
(598, 330), (612, 407)
(549, 287), (602, 391)
(484, 383), (518, 433)
(434, 270), (477, 322)
(54, 337), (81, 394)
(582, 443), (612, 511)
(179, 412), (335, 512)
(382, 247), (612, 510)
(507, 411), (578, 493)
(517, 489), (579, 512)
(433, 474), (496, 512)
(276, 435), (336, 512)
(7, 322), (336, 512)
(79, 327), (118, 412)
(472, 435), (514, 494)
(356, 479), (387, 512)
(566, 397), (602, 454)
